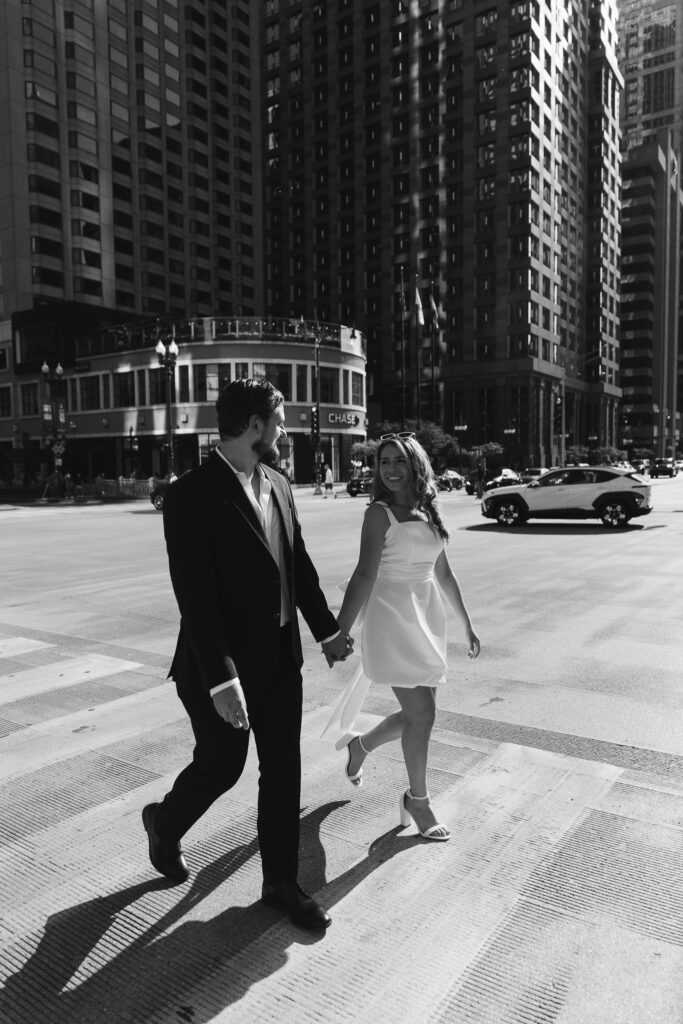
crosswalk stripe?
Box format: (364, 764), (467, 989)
(0, 654), (143, 705)
(0, 638), (53, 658)
(0, 683), (178, 783)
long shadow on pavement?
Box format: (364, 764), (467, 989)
(0, 800), (419, 1024)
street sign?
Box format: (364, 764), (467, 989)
(52, 442), (65, 456)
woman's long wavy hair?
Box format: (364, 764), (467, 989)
(371, 436), (449, 541)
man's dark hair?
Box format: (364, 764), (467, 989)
(216, 378), (284, 438)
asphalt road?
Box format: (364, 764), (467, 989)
(1, 477), (683, 1023)
(1, 476), (682, 759)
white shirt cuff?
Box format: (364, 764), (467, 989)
(210, 678), (240, 696)
(321, 630), (341, 644)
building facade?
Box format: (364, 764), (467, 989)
(264, 0), (623, 466)
(619, 0), (682, 155)
(617, 0), (683, 455)
(1, 317), (366, 486)
(0, 0), (263, 325)
(620, 129), (681, 456)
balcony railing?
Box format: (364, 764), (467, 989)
(75, 316), (365, 360)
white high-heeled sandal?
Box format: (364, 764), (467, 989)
(399, 789), (450, 841)
(334, 732), (369, 787)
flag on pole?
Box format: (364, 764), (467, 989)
(429, 291), (439, 332)
(415, 284), (424, 326)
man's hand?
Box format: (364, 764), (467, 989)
(212, 682), (250, 729)
(322, 632), (354, 667)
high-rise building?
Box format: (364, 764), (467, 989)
(617, 0), (682, 458)
(619, 0), (681, 154)
(264, 0), (623, 465)
(620, 135), (681, 458)
(0, 0), (263, 357)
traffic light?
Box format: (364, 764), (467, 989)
(310, 405), (319, 441)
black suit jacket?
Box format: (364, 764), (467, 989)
(163, 451), (338, 706)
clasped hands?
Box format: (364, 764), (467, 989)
(321, 631), (354, 667)
(213, 630), (355, 730)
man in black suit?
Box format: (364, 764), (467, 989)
(143, 378), (351, 930)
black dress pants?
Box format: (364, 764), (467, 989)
(155, 626), (303, 885)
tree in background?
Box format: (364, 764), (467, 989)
(565, 445), (590, 465)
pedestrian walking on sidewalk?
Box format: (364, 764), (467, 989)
(143, 378), (353, 930)
(323, 464), (336, 498)
(324, 433), (480, 840)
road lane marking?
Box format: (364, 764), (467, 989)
(0, 638), (53, 658)
(0, 654), (143, 704)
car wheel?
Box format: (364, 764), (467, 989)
(454, 480), (463, 490)
(600, 500), (631, 528)
(494, 499), (525, 527)
(152, 492), (165, 511)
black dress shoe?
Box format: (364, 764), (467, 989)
(142, 803), (189, 884)
(261, 881), (331, 930)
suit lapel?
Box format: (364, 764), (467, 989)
(207, 451), (271, 553)
(265, 468), (294, 554)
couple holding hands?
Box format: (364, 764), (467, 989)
(142, 379), (480, 930)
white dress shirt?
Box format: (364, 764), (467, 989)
(210, 450), (338, 697)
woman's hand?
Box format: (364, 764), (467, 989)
(467, 630), (481, 659)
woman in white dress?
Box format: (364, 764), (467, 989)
(328, 433), (480, 841)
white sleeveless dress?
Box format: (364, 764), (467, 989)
(324, 501), (448, 736)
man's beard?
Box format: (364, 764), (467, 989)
(253, 439), (279, 467)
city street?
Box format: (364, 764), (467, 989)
(1, 478), (682, 1023)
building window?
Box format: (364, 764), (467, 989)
(178, 364), (190, 403)
(319, 367), (339, 404)
(252, 362), (291, 400)
(0, 386), (11, 418)
(193, 363), (226, 403)
(296, 364), (308, 403)
(80, 375), (101, 411)
(149, 368), (169, 405)
(112, 371), (135, 407)
(21, 382), (39, 416)
(352, 372), (364, 406)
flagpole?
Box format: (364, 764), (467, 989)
(414, 275), (421, 429)
(399, 266), (406, 429)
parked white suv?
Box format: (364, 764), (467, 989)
(481, 466), (653, 528)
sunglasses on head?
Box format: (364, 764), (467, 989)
(379, 431), (416, 441)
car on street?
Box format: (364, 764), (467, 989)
(650, 457), (678, 478)
(150, 476), (175, 510)
(484, 469), (523, 490)
(480, 465), (653, 528)
(519, 467), (545, 484)
(436, 468), (464, 491)
(346, 471), (373, 497)
(464, 467), (520, 495)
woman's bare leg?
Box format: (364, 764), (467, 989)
(392, 686), (446, 836)
(346, 710), (403, 776)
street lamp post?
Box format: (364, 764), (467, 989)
(155, 328), (179, 479)
(313, 324), (322, 495)
(551, 371), (566, 467)
(41, 360), (67, 475)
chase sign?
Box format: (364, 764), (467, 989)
(327, 411), (361, 427)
